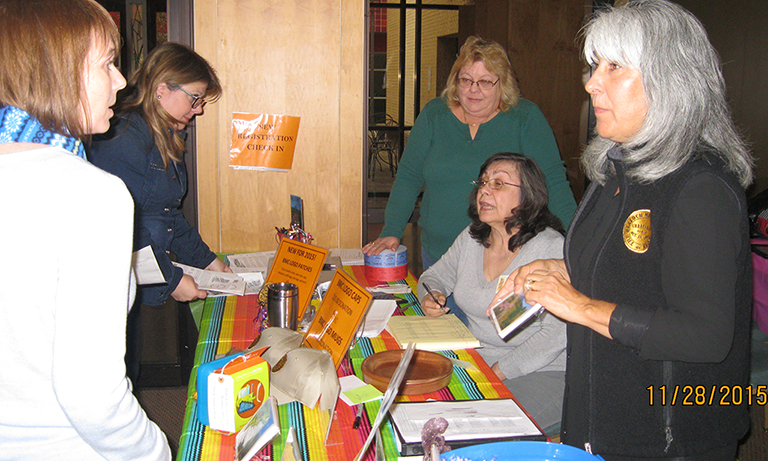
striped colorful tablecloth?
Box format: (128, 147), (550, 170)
(177, 267), (518, 461)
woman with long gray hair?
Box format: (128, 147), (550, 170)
(491, 0), (753, 459)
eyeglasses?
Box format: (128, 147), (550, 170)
(457, 77), (500, 91)
(472, 179), (520, 190)
(174, 85), (206, 109)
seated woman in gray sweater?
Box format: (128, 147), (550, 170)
(417, 152), (567, 431)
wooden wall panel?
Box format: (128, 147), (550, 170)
(473, 0), (589, 201)
(194, 0), (220, 250)
(676, 0), (768, 194)
(193, 0), (365, 253)
(506, 0), (589, 201)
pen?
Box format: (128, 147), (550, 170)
(353, 403), (364, 429)
(421, 282), (447, 313)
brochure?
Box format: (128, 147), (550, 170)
(172, 262), (246, 296)
(234, 397), (280, 461)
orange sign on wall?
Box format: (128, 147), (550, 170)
(230, 112), (301, 171)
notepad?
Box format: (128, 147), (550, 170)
(386, 314), (481, 351)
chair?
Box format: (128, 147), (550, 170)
(368, 115), (399, 180)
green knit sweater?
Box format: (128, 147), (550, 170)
(380, 97), (577, 261)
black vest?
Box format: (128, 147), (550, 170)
(561, 149), (751, 458)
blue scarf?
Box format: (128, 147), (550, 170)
(0, 105), (86, 159)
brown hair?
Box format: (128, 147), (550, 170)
(468, 152), (564, 250)
(0, 0), (120, 139)
(441, 36), (521, 112)
(115, 42), (222, 168)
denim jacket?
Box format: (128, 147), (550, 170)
(88, 112), (217, 305)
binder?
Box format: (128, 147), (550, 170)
(388, 399), (547, 456)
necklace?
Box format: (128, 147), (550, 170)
(462, 108), (497, 127)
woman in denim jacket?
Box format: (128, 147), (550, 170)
(89, 43), (231, 383)
(90, 42), (230, 307)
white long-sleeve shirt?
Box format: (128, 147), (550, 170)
(0, 147), (171, 460)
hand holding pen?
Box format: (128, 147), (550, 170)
(421, 282), (448, 317)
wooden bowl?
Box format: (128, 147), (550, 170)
(361, 349), (453, 395)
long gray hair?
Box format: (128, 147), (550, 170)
(581, 0), (753, 187)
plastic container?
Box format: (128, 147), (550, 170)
(439, 441), (605, 461)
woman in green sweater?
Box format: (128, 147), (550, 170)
(364, 36), (576, 274)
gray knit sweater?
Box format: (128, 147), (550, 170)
(417, 226), (566, 380)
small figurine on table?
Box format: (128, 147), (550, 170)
(422, 417), (450, 461)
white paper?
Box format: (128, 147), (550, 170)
(173, 262), (246, 296)
(389, 399), (541, 444)
(386, 314), (481, 351)
(132, 245), (166, 285)
(227, 251), (276, 274)
(242, 272), (265, 295)
(207, 372), (236, 433)
(329, 248), (365, 266)
(360, 299), (398, 337)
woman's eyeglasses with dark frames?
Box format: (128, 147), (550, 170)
(457, 77), (500, 91)
(472, 179), (520, 190)
(172, 85), (206, 109)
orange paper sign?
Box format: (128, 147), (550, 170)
(230, 112), (301, 170)
(303, 269), (373, 368)
(264, 239), (328, 319)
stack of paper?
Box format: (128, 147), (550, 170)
(227, 251), (276, 274)
(329, 248), (365, 266)
(173, 262), (264, 296)
(359, 299), (398, 338)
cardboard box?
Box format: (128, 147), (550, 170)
(205, 349), (270, 433)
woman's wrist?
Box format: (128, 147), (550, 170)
(579, 298), (617, 339)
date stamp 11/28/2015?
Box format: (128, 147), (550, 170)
(647, 385), (767, 406)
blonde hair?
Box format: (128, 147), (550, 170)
(441, 36), (520, 111)
(0, 0), (120, 140)
(115, 42), (222, 168)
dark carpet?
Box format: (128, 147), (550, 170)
(137, 386), (188, 457)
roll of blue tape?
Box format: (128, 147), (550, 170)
(363, 245), (408, 267)
(364, 245), (408, 282)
